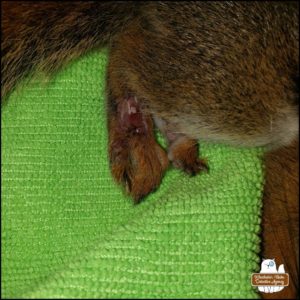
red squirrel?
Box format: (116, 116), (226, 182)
(2, 2), (299, 297)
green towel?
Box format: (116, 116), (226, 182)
(1, 50), (264, 299)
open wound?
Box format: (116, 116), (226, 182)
(117, 96), (148, 134)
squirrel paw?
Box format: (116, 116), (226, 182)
(168, 137), (208, 176)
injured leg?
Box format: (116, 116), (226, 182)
(108, 96), (169, 203)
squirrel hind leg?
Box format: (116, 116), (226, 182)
(108, 95), (169, 203)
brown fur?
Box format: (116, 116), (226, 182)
(167, 137), (208, 175)
(107, 100), (169, 202)
(261, 139), (299, 299)
(1, 1), (299, 297)
(1, 1), (141, 97)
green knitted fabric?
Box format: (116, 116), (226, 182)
(2, 50), (264, 299)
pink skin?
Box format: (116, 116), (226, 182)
(153, 115), (184, 144)
(117, 96), (148, 135)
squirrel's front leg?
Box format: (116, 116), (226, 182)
(153, 116), (208, 176)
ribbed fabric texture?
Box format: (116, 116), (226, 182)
(1, 50), (264, 298)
